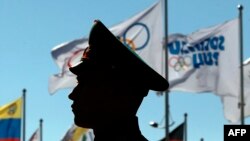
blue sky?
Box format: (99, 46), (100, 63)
(0, 0), (250, 141)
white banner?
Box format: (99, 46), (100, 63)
(49, 0), (164, 94)
(168, 18), (240, 97)
(222, 58), (250, 122)
(49, 38), (88, 94)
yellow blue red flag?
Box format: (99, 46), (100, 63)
(0, 97), (22, 141)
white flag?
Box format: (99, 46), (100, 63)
(49, 38), (89, 94)
(168, 18), (240, 97)
(222, 58), (250, 122)
(49, 0), (164, 94)
(29, 128), (40, 141)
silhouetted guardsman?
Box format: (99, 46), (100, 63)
(68, 20), (169, 141)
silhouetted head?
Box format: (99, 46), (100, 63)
(68, 20), (169, 129)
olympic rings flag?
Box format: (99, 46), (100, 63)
(168, 18), (240, 97)
(48, 0), (164, 94)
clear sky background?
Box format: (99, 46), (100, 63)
(0, 0), (250, 141)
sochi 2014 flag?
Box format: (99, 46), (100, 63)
(222, 58), (250, 122)
(168, 18), (240, 97)
(49, 0), (164, 94)
(0, 97), (22, 141)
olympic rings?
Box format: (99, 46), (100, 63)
(168, 56), (192, 72)
(61, 22), (150, 76)
(117, 37), (136, 50)
(122, 22), (150, 50)
(59, 48), (85, 77)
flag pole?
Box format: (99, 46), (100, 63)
(164, 0), (169, 141)
(22, 89), (26, 141)
(40, 119), (43, 141)
(184, 113), (187, 141)
(237, 4), (244, 125)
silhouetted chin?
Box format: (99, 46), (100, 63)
(74, 117), (93, 128)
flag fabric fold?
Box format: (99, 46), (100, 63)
(80, 129), (94, 141)
(222, 58), (250, 122)
(28, 128), (40, 141)
(61, 124), (94, 141)
(49, 0), (164, 94)
(49, 38), (89, 94)
(0, 97), (22, 141)
(168, 18), (240, 97)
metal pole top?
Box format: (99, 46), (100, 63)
(237, 4), (243, 10)
(22, 88), (26, 94)
(184, 113), (188, 117)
